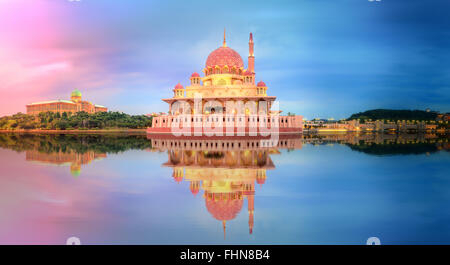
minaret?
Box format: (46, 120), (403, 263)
(248, 32), (255, 73)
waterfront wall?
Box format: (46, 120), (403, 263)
(148, 115), (303, 135)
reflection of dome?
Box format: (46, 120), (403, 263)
(206, 47), (244, 69)
(172, 168), (183, 183)
(205, 194), (243, 221)
(70, 164), (81, 177)
(256, 177), (266, 185)
(71, 170), (81, 177)
(190, 181), (200, 196)
(71, 89), (82, 97)
(173, 174), (183, 183)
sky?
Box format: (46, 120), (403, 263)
(0, 0), (449, 119)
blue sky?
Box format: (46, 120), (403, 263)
(1, 0), (449, 119)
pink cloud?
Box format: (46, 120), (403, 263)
(0, 0), (117, 115)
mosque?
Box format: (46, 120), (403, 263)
(148, 31), (303, 135)
(26, 89), (108, 115)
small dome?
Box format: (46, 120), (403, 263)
(172, 172), (183, 183)
(190, 181), (200, 196)
(70, 164), (81, 177)
(257, 81), (266, 87)
(190, 187), (199, 196)
(243, 70), (253, 76)
(174, 83), (184, 89)
(191, 72), (200, 78)
(71, 89), (82, 97)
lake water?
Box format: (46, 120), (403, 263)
(0, 133), (448, 245)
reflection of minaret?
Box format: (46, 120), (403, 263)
(242, 180), (256, 235)
(156, 138), (298, 238)
(248, 194), (254, 234)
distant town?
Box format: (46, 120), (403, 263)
(0, 104), (448, 133)
(1, 31), (448, 134)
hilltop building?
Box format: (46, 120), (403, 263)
(26, 89), (107, 115)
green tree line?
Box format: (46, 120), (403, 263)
(0, 111), (152, 130)
(347, 109), (439, 121)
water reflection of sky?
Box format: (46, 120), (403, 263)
(0, 135), (449, 245)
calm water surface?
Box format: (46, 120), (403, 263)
(0, 133), (448, 244)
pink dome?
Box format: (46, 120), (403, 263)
(191, 72), (200, 78)
(257, 81), (266, 87)
(174, 83), (183, 89)
(243, 70), (253, 76)
(206, 195), (243, 221)
(206, 47), (244, 69)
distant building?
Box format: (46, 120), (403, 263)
(436, 113), (449, 122)
(26, 149), (107, 177)
(26, 89), (107, 115)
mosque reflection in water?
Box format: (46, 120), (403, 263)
(0, 133), (447, 240)
(26, 150), (106, 177)
(150, 136), (303, 236)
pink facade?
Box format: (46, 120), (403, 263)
(147, 31), (303, 136)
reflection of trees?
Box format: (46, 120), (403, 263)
(346, 142), (446, 156)
(303, 133), (449, 156)
(0, 133), (152, 154)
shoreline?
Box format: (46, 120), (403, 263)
(0, 129), (147, 134)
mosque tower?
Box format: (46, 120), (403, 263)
(248, 33), (255, 74)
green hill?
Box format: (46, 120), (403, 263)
(0, 111), (152, 130)
(347, 109), (438, 121)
